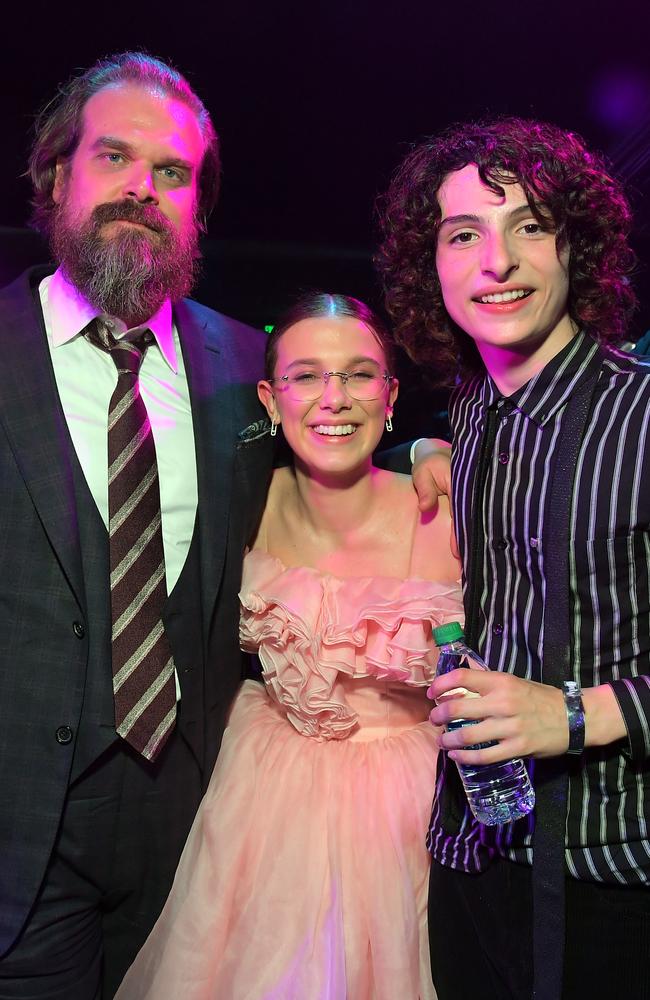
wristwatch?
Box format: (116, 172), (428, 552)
(562, 680), (586, 755)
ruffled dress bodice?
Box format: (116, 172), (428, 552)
(239, 548), (463, 742)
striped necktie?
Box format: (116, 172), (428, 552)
(87, 319), (176, 761)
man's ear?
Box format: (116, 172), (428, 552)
(257, 380), (280, 425)
(52, 159), (67, 204)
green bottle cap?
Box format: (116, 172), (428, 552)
(432, 621), (464, 645)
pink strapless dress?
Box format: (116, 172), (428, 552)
(116, 550), (463, 1000)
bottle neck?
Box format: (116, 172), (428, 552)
(438, 639), (466, 654)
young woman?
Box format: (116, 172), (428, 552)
(117, 293), (462, 1000)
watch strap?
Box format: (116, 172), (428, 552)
(563, 680), (586, 755)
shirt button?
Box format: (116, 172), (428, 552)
(492, 623), (504, 637)
(73, 621), (85, 639)
(530, 537), (539, 549)
(55, 726), (73, 745)
(498, 452), (509, 465)
(496, 538), (508, 550)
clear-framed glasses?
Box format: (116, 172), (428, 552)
(269, 370), (394, 402)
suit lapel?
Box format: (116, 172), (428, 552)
(0, 270), (85, 611)
(175, 299), (236, 630)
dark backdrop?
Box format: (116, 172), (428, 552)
(1, 0), (648, 441)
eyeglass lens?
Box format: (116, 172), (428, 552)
(288, 372), (388, 401)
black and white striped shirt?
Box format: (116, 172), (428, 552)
(428, 332), (650, 885)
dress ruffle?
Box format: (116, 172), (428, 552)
(239, 550), (463, 741)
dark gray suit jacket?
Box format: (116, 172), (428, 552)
(0, 268), (273, 954)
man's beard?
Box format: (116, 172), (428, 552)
(51, 198), (201, 327)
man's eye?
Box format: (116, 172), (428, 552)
(349, 371), (375, 383)
(159, 166), (183, 181)
(104, 153), (124, 164)
(450, 231), (478, 244)
(292, 373), (319, 384)
(521, 222), (544, 235)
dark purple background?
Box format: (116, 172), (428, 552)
(1, 0), (648, 435)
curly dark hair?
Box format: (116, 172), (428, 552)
(28, 51), (221, 236)
(375, 116), (637, 384)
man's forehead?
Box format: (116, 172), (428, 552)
(437, 163), (524, 210)
(79, 83), (204, 158)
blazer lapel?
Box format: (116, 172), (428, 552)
(0, 271), (85, 612)
(175, 299), (236, 630)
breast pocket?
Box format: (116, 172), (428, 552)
(573, 528), (650, 676)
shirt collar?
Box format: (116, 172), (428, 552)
(43, 267), (178, 374)
(482, 331), (599, 426)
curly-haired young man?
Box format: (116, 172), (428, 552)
(378, 118), (650, 1000)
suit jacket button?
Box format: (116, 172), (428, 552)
(56, 726), (73, 744)
(73, 621), (85, 639)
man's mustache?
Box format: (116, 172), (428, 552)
(90, 200), (170, 235)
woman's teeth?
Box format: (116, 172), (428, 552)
(313, 424), (357, 436)
(478, 289), (531, 304)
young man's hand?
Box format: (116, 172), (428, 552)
(411, 438), (459, 557)
(412, 438), (452, 512)
(427, 670), (628, 761)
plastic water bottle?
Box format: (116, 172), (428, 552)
(432, 621), (535, 825)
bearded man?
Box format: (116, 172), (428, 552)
(0, 53), (271, 998)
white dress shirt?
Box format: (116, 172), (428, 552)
(39, 269), (199, 596)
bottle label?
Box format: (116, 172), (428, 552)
(446, 717), (496, 751)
